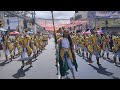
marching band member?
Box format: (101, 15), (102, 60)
(71, 33), (77, 51)
(13, 35), (20, 58)
(94, 43), (101, 65)
(4, 35), (10, 61)
(57, 30), (78, 79)
(75, 33), (80, 54)
(77, 34), (82, 56)
(84, 35), (89, 59)
(4, 35), (14, 61)
(34, 35), (39, 56)
(102, 34), (110, 60)
(81, 35), (85, 59)
(30, 35), (37, 60)
(118, 36), (120, 63)
(21, 34), (32, 68)
(87, 40), (93, 64)
(112, 36), (118, 65)
(37, 33), (43, 53)
(16, 35), (22, 56)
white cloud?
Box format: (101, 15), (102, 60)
(35, 11), (75, 19)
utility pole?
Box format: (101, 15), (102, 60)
(34, 11), (36, 34)
(18, 17), (20, 32)
(32, 11), (36, 33)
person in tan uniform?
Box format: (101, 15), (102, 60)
(4, 34), (14, 61)
(21, 34), (33, 68)
(84, 35), (89, 59)
(87, 40), (94, 64)
(101, 34), (110, 60)
(35, 34), (39, 55)
(81, 35), (85, 59)
(112, 36), (120, 65)
(29, 35), (37, 60)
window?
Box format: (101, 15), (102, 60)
(75, 15), (82, 20)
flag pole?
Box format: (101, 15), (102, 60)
(51, 11), (57, 49)
(51, 11), (59, 74)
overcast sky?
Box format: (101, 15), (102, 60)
(35, 11), (75, 19)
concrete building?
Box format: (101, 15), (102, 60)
(2, 17), (24, 33)
(70, 11), (89, 32)
(0, 11), (4, 19)
(71, 11), (120, 34)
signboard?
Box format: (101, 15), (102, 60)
(97, 19), (120, 28)
(96, 11), (120, 19)
(96, 11), (111, 18)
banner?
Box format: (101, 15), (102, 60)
(97, 19), (120, 28)
(96, 11), (120, 18)
(96, 11), (112, 18)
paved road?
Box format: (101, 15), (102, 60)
(66, 51), (120, 79)
(0, 37), (120, 79)
(0, 38), (58, 79)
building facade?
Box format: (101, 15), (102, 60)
(70, 11), (89, 32)
(71, 11), (120, 34)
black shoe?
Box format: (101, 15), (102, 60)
(56, 73), (58, 75)
(97, 63), (101, 65)
(73, 75), (75, 79)
(30, 65), (33, 67)
(103, 57), (106, 59)
(21, 65), (24, 68)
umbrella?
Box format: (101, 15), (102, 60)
(9, 31), (21, 35)
(0, 28), (7, 32)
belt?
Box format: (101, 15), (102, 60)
(61, 47), (70, 51)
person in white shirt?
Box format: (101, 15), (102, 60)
(57, 30), (78, 79)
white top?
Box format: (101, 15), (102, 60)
(61, 38), (70, 48)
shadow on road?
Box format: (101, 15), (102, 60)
(12, 66), (32, 79)
(77, 53), (82, 57)
(89, 64), (113, 77)
(32, 59), (37, 62)
(105, 59), (114, 64)
(84, 58), (88, 62)
(17, 57), (30, 61)
(115, 65), (120, 68)
(111, 76), (119, 79)
(0, 60), (12, 66)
